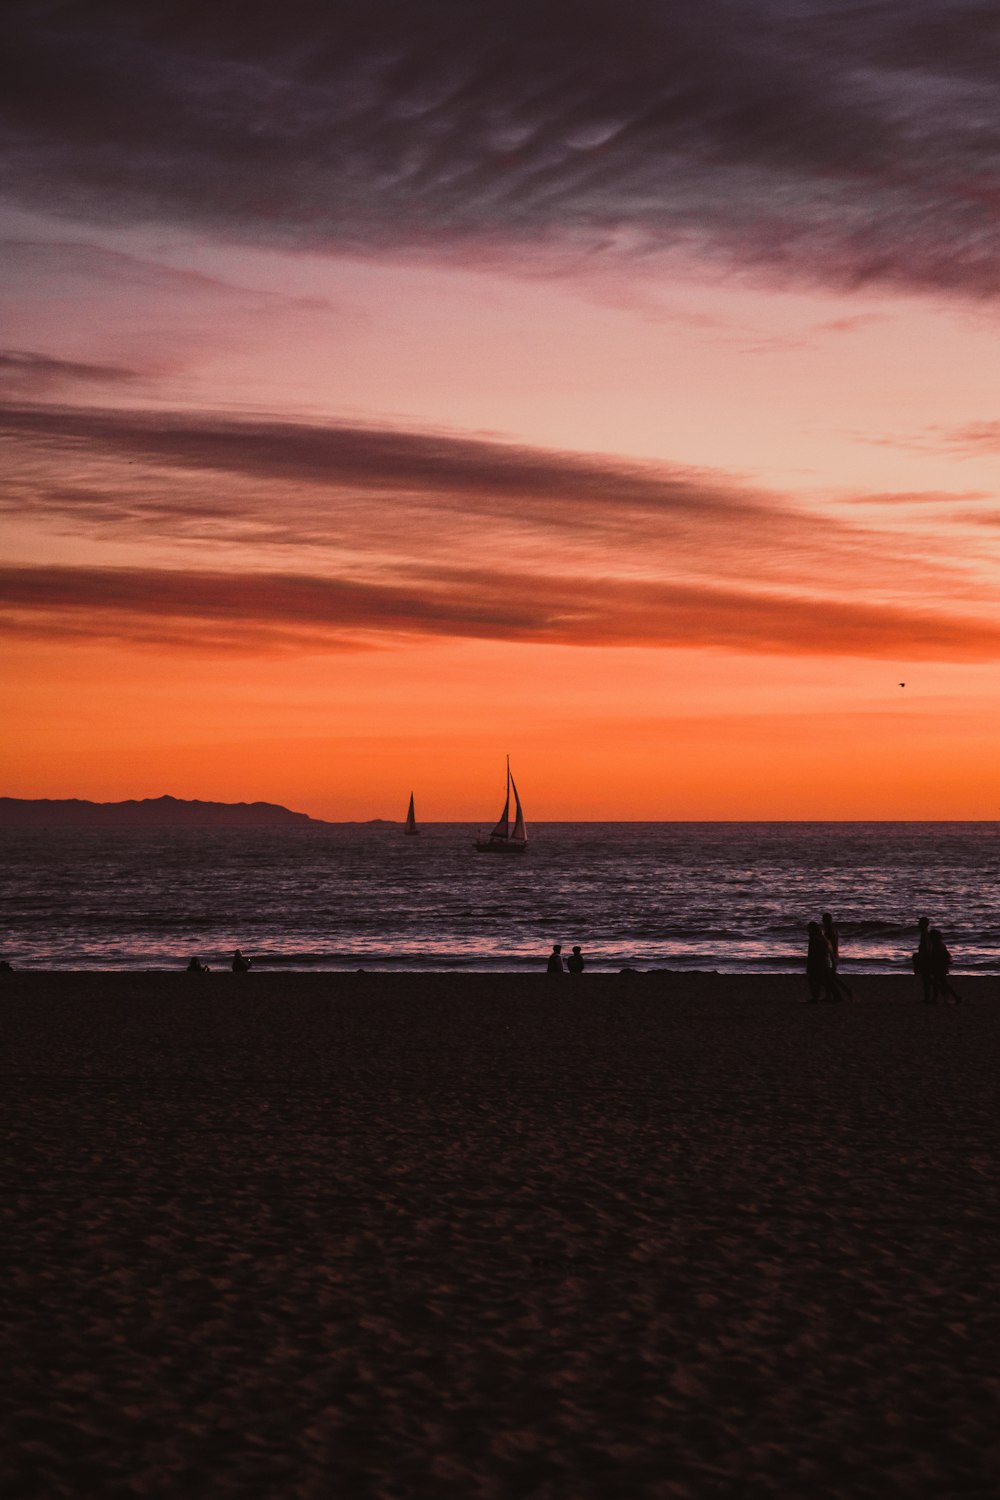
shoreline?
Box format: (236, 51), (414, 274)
(2, 969), (996, 991)
(4, 963), (997, 979)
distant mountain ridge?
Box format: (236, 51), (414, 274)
(0, 795), (325, 828)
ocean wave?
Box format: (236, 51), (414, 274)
(2, 822), (996, 974)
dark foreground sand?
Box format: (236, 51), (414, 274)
(3, 972), (999, 1499)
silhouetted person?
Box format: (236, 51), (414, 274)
(547, 944), (564, 973)
(821, 912), (853, 1000)
(567, 945), (585, 973)
(913, 916), (933, 1002)
(232, 949), (251, 974)
(806, 922), (838, 1002)
(186, 956), (209, 973)
(927, 928), (961, 1004)
(0, 959), (12, 973)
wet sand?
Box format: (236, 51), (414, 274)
(3, 971), (999, 1498)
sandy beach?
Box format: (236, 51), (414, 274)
(3, 971), (999, 1498)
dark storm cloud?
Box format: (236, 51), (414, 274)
(3, 1), (1000, 297)
(4, 561), (1000, 660)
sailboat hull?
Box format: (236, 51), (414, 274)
(475, 758), (527, 852)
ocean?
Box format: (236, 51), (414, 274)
(1, 822), (995, 974)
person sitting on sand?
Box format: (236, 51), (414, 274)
(186, 956), (209, 973)
(927, 928), (961, 1005)
(547, 944), (564, 974)
(806, 922), (839, 1002)
(232, 949), (252, 974)
(567, 946), (585, 973)
(821, 912), (853, 1000)
(913, 916), (933, 1002)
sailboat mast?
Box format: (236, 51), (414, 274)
(474, 755), (527, 852)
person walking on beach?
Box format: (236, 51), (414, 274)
(232, 949), (252, 973)
(912, 916), (934, 1001)
(916, 915), (936, 1001)
(821, 912), (853, 1000)
(927, 928), (962, 1005)
(806, 922), (839, 1002)
(547, 944), (564, 973)
(567, 945), (585, 973)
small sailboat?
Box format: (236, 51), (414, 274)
(475, 757), (527, 853)
(404, 791), (420, 835)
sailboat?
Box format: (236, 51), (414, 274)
(474, 757), (527, 853)
(404, 791), (420, 835)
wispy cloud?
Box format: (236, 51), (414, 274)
(4, 560), (1000, 661)
(844, 490), (995, 506)
(940, 422), (1000, 455)
(0, 398), (966, 594)
(0, 400), (736, 505)
(0, 349), (140, 397)
(3, 2), (1000, 298)
(812, 314), (888, 335)
(0, 238), (343, 313)
(855, 423), (1000, 458)
(4, 396), (996, 657)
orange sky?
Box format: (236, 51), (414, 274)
(2, 4), (999, 819)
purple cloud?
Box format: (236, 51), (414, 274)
(0, 398), (956, 593)
(2, 2), (1000, 297)
(0, 349), (139, 396)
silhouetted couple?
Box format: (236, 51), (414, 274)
(913, 917), (961, 1004)
(547, 944), (585, 973)
(806, 913), (853, 1002)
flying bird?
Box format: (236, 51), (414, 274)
(899, 682), (905, 687)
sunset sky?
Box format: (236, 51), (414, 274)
(2, 1), (999, 819)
